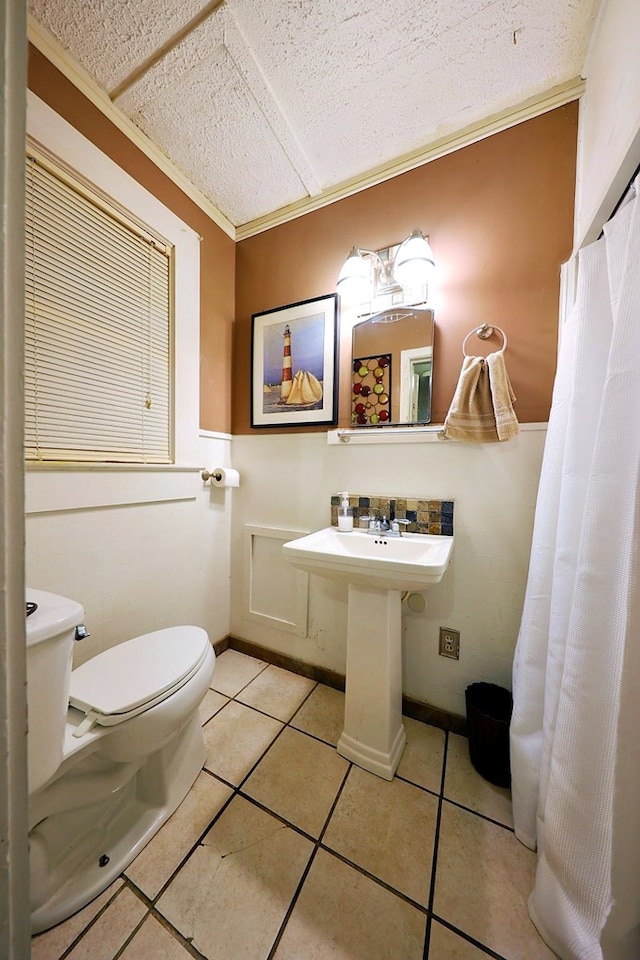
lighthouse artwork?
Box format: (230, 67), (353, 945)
(277, 324), (323, 407)
(251, 294), (338, 428)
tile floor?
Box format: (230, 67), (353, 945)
(32, 649), (557, 960)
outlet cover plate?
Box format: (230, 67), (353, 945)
(439, 626), (460, 659)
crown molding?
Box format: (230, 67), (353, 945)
(28, 15), (236, 240)
(236, 76), (585, 241)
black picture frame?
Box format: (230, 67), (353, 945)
(250, 293), (339, 428)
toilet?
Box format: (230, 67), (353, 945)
(25, 587), (215, 934)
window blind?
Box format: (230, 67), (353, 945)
(25, 152), (173, 463)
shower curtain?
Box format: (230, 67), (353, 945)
(510, 178), (640, 960)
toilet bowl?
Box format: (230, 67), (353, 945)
(26, 588), (215, 934)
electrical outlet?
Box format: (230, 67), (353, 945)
(439, 626), (460, 660)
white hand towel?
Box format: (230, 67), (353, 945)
(442, 351), (519, 442)
(442, 356), (499, 441)
(487, 351), (519, 440)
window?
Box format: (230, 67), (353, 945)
(25, 149), (173, 463)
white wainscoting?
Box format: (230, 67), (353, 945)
(230, 428), (546, 717)
(243, 525), (309, 637)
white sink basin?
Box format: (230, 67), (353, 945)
(283, 526), (453, 592)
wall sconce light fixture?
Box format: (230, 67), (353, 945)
(336, 228), (435, 310)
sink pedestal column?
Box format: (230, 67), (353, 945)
(337, 584), (406, 780)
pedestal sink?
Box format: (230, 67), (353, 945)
(282, 527), (454, 780)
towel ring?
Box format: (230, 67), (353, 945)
(462, 324), (507, 357)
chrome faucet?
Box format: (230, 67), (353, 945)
(358, 514), (381, 533)
(388, 518), (410, 537)
(360, 513), (410, 536)
(359, 515), (380, 533)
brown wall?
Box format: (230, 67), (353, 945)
(234, 103), (578, 433)
(26, 49), (577, 436)
(28, 45), (235, 435)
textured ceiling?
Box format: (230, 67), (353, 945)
(28, 0), (599, 232)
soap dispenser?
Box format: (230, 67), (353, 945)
(337, 492), (354, 532)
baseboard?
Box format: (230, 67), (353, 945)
(223, 635), (467, 737)
(403, 695), (467, 736)
(227, 636), (346, 691)
(212, 636), (231, 656)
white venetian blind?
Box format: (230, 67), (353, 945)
(25, 151), (173, 463)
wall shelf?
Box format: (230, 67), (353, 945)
(327, 423), (547, 445)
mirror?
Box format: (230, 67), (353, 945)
(351, 306), (434, 426)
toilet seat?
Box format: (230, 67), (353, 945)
(69, 626), (211, 737)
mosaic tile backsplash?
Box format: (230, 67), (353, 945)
(330, 494), (454, 536)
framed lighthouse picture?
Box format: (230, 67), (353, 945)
(250, 293), (338, 428)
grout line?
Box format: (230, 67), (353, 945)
(394, 769), (441, 802)
(441, 795), (515, 833)
(48, 880), (128, 960)
(285, 678), (321, 721)
(317, 842), (431, 915)
(422, 729), (450, 959)
(233, 698), (315, 726)
(422, 737), (513, 960)
(208, 649), (273, 699)
(133, 779), (238, 906)
(430, 914), (510, 959)
(148, 906), (210, 960)
(109, 901), (150, 960)
(234, 722), (289, 791)
(265, 846), (320, 960)
(288, 723), (341, 750)
(266, 761), (353, 960)
(317, 762), (352, 844)
(236, 792), (318, 844)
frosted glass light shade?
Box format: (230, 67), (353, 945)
(336, 247), (374, 302)
(392, 229), (435, 288)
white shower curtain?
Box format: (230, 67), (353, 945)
(510, 178), (640, 960)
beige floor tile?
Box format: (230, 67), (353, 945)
(210, 649), (267, 697)
(428, 920), (493, 958)
(157, 795), (313, 960)
(199, 688), (229, 725)
(434, 802), (557, 959)
(31, 879), (124, 960)
(397, 717), (446, 793)
(65, 887), (147, 960)
(444, 733), (513, 827)
(203, 700), (283, 785)
(323, 766), (437, 906)
(244, 727), (349, 836)
(120, 915), (193, 958)
(274, 847), (426, 960)
(126, 772), (233, 898)
(290, 683), (345, 746)
(237, 664), (316, 721)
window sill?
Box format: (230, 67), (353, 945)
(26, 462), (202, 472)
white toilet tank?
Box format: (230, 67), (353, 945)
(26, 589), (84, 793)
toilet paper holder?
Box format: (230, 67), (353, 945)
(201, 469), (222, 483)
(201, 466), (240, 487)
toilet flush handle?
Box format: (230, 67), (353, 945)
(75, 624), (90, 641)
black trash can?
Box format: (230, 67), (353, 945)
(465, 682), (512, 787)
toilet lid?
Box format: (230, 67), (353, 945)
(69, 626), (210, 723)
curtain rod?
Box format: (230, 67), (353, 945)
(598, 160), (640, 238)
